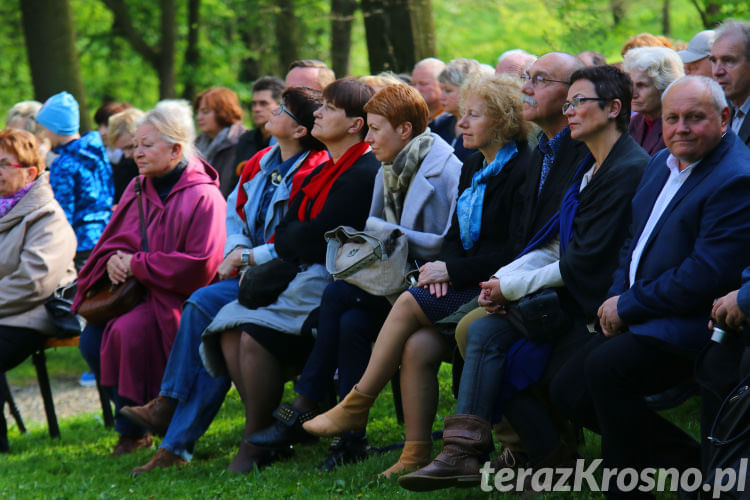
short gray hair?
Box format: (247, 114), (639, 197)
(662, 75), (728, 114)
(438, 58), (484, 87)
(413, 58), (446, 79)
(6, 100), (43, 136)
(140, 100), (196, 160)
(623, 46), (684, 92)
(714, 20), (750, 60)
(497, 48), (537, 64)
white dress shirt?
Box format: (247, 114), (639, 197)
(628, 154), (699, 285)
(494, 164), (597, 300)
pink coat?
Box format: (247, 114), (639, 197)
(73, 157), (226, 404)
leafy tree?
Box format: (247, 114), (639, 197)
(19, 0), (91, 130)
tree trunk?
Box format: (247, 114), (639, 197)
(662, 0), (670, 36)
(274, 0), (300, 72)
(362, 0), (395, 73)
(610, 0), (626, 26)
(182, 0), (201, 101)
(362, 0), (417, 73)
(409, 0), (436, 60)
(330, 0), (356, 77)
(689, 0), (722, 28)
(158, 0), (177, 98)
(19, 0), (91, 131)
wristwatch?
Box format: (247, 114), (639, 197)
(240, 249), (252, 266)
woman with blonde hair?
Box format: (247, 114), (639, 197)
(304, 73), (534, 477)
(73, 100), (227, 456)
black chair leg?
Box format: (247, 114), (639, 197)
(0, 373), (25, 433)
(391, 368), (404, 424)
(95, 379), (114, 428)
(32, 350), (60, 439)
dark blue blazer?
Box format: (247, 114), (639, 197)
(609, 131), (750, 351)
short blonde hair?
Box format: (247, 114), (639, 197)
(107, 108), (145, 147)
(6, 101), (44, 136)
(460, 73), (532, 145)
(140, 100), (196, 160)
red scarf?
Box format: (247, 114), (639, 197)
(296, 142), (370, 221)
(236, 146), (274, 221)
(235, 147), (330, 222)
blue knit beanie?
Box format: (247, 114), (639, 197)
(36, 91), (80, 135)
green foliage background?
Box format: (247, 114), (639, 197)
(0, 0), (747, 122)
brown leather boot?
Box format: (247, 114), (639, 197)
(111, 433), (153, 456)
(379, 440), (432, 479)
(131, 448), (187, 476)
(120, 396), (176, 437)
(398, 414), (492, 492)
(302, 386), (375, 437)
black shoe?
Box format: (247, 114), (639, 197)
(644, 381), (699, 410)
(247, 403), (319, 449)
(317, 435), (370, 472)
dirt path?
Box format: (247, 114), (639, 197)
(4, 378), (105, 428)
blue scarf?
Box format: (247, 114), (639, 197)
(517, 153), (594, 258)
(456, 141), (518, 250)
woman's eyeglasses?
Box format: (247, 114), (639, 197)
(562, 96), (608, 113)
(272, 104), (302, 125)
(0, 160), (25, 169)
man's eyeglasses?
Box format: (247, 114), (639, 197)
(0, 160), (25, 169)
(272, 104), (302, 125)
(562, 96), (608, 114)
(521, 74), (570, 87)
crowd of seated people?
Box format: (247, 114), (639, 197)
(1, 20), (750, 499)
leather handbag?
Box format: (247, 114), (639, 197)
(78, 177), (148, 327)
(44, 281), (83, 338)
(506, 288), (571, 342)
(237, 258), (299, 309)
(702, 372), (750, 498)
(324, 225), (410, 296)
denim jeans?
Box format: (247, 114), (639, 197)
(456, 313), (521, 421)
(79, 324), (144, 436)
(295, 280), (391, 402)
(158, 278), (238, 460)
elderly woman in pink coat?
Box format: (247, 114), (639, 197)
(73, 101), (226, 456)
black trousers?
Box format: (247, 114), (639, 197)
(0, 325), (46, 451)
(550, 332), (700, 496)
(0, 325), (46, 372)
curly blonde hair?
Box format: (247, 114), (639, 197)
(460, 73), (531, 145)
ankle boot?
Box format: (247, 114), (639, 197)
(302, 386), (375, 437)
(379, 440), (432, 479)
(398, 414), (492, 492)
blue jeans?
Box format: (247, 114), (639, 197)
(456, 314), (520, 421)
(295, 280), (391, 401)
(158, 278), (238, 460)
(79, 324), (144, 437)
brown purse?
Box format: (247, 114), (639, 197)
(78, 177), (148, 327)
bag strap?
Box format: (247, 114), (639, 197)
(708, 372), (750, 447)
(134, 176), (149, 252)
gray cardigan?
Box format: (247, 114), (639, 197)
(365, 133), (462, 260)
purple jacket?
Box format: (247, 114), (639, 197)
(629, 112), (665, 156)
(73, 156), (227, 403)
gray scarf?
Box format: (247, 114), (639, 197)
(195, 125), (232, 164)
(381, 129), (434, 224)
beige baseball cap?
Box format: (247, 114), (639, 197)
(678, 30), (716, 63)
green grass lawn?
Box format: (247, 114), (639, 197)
(2, 353), (700, 499)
